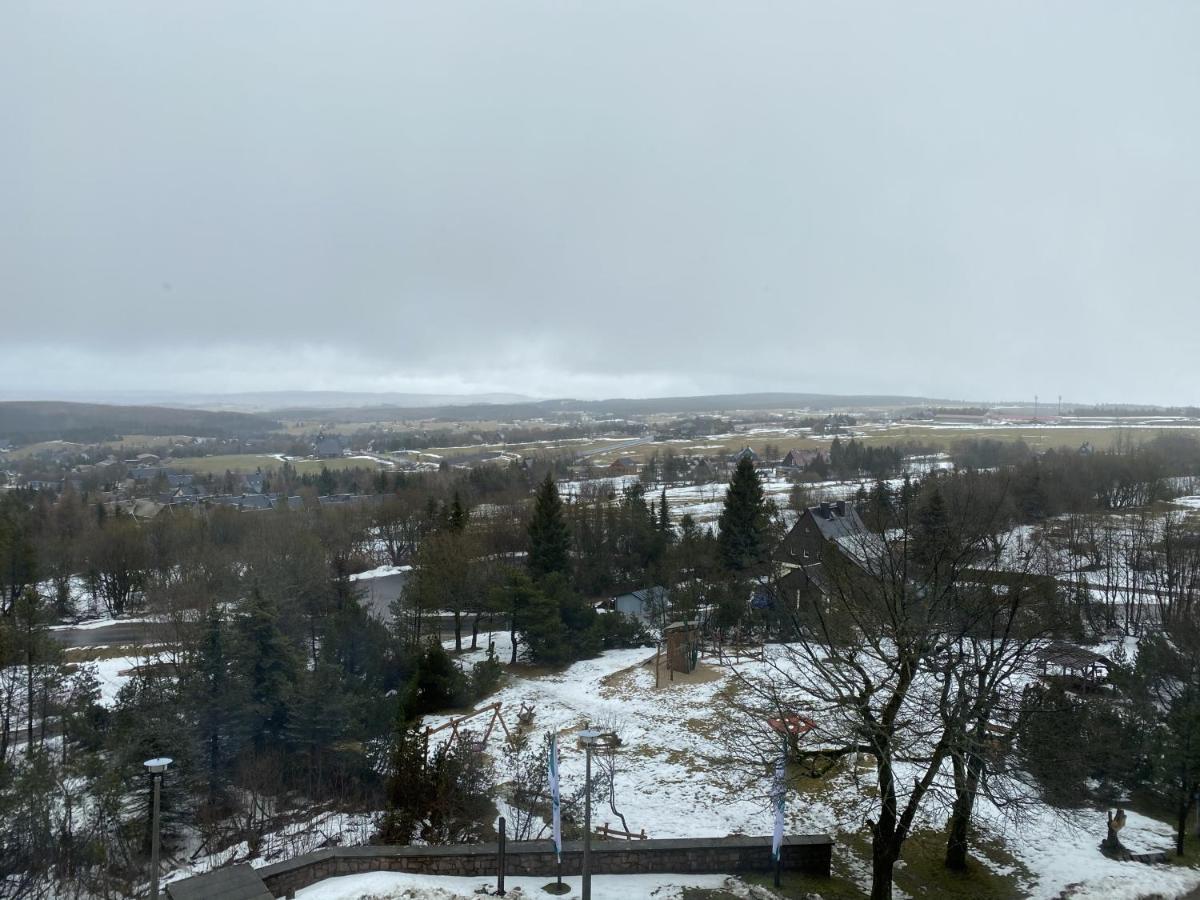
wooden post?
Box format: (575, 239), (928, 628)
(497, 816), (507, 895)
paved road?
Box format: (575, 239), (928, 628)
(576, 436), (653, 459)
(49, 621), (175, 648)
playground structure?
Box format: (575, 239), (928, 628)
(699, 639), (766, 667)
(655, 621), (702, 686)
(422, 700), (520, 758)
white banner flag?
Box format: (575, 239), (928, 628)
(771, 751), (786, 861)
(548, 733), (562, 861)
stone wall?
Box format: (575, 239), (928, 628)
(258, 835), (833, 898)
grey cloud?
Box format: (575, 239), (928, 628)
(2, 2), (1198, 403)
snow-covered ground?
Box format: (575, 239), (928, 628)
(48, 614), (154, 631)
(417, 637), (1200, 900)
(296, 871), (752, 899)
(351, 564), (414, 581)
(87, 648), (173, 707)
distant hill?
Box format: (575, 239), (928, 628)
(277, 392), (953, 423)
(0, 402), (281, 444)
(0, 390), (535, 411)
(177, 390), (535, 411)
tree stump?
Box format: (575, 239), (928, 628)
(1102, 807), (1127, 856)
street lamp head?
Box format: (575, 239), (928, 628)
(144, 757), (173, 774)
(578, 728), (603, 746)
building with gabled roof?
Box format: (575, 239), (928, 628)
(773, 501), (886, 605)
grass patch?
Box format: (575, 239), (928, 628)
(823, 829), (1027, 900)
(892, 829), (1026, 899)
(745, 869), (864, 900)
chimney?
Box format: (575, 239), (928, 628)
(835, 500), (847, 516)
(819, 502), (832, 517)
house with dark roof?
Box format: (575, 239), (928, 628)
(731, 446), (760, 465)
(607, 456), (639, 475)
(210, 493), (275, 511)
(313, 435), (345, 459)
(774, 501), (884, 605)
(128, 465), (169, 482)
(780, 448), (822, 470)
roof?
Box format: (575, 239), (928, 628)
(1035, 641), (1110, 670)
(166, 864), (272, 900)
(807, 502), (867, 542)
(615, 585), (667, 603)
(798, 503), (888, 572)
(782, 448), (821, 467)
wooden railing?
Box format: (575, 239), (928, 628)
(596, 823), (648, 841)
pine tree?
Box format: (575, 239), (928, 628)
(380, 715), (431, 844)
(717, 457), (771, 572)
(528, 474), (571, 579)
(446, 492), (468, 533)
(188, 606), (242, 806)
(658, 489), (671, 533)
(913, 488), (952, 570)
(236, 588), (297, 752)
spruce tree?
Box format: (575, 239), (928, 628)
(527, 474), (571, 578)
(446, 492), (468, 533)
(717, 457), (771, 572)
(236, 588), (297, 752)
(380, 715), (431, 844)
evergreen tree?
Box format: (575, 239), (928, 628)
(404, 641), (469, 718)
(285, 662), (351, 784)
(913, 488), (952, 570)
(446, 492), (468, 533)
(490, 570), (542, 664)
(519, 584), (569, 665)
(528, 474), (571, 578)
(528, 573), (602, 665)
(186, 607), (242, 806)
(236, 588), (297, 752)
(717, 457), (771, 572)
(316, 466), (337, 496)
(380, 716), (431, 845)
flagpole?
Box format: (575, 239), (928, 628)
(547, 732), (568, 894)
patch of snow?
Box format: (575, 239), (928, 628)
(49, 615), (153, 631)
(296, 871), (750, 900)
(351, 564), (414, 581)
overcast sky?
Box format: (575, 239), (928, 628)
(3, 2), (1198, 404)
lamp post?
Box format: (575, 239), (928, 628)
(578, 729), (601, 900)
(577, 728), (621, 900)
(144, 757), (172, 900)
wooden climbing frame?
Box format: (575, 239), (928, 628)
(422, 702), (515, 758)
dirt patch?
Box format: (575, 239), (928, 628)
(644, 657), (725, 688)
